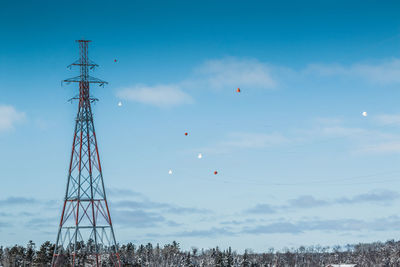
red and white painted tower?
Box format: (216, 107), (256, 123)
(52, 40), (121, 267)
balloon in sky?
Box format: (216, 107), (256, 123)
(117, 101), (122, 107)
(214, 171), (218, 175)
(236, 88), (241, 93)
(362, 111), (367, 117)
(198, 153), (202, 159)
(185, 132), (188, 136)
(114, 59), (117, 62)
(168, 169), (173, 175)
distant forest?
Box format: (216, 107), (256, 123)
(2, 239), (400, 266)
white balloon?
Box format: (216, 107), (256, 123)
(168, 169), (173, 175)
(198, 153), (202, 159)
(118, 101), (123, 107)
(362, 111), (367, 117)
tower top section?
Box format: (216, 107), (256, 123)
(63, 40), (108, 87)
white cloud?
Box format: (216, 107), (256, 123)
(0, 105), (25, 132)
(305, 59), (400, 84)
(358, 142), (400, 154)
(117, 57), (278, 107)
(117, 57), (400, 110)
(193, 57), (277, 90)
(314, 117), (343, 125)
(194, 57), (400, 90)
(117, 85), (193, 108)
(319, 126), (370, 137)
(199, 132), (289, 155)
(293, 117), (400, 155)
(314, 123), (400, 154)
(306, 116), (400, 141)
(374, 114), (400, 126)
(196, 117), (400, 155)
(221, 132), (289, 149)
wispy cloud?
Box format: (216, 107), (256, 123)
(221, 132), (289, 149)
(336, 190), (399, 205)
(200, 131), (290, 154)
(149, 227), (236, 238)
(192, 57), (277, 90)
(117, 57), (400, 108)
(319, 126), (370, 137)
(360, 142), (400, 154)
(245, 204), (276, 214)
(288, 190), (399, 208)
(147, 215), (400, 238)
(113, 209), (169, 228)
(374, 114), (400, 126)
(220, 219), (257, 225)
(243, 222), (304, 234)
(107, 188), (146, 199)
(314, 117), (343, 125)
(117, 84), (193, 108)
(26, 217), (57, 229)
(242, 215), (400, 235)
(116, 57), (278, 107)
(204, 114), (400, 155)
(113, 200), (170, 210)
(0, 197), (37, 206)
(244, 190), (400, 215)
(107, 187), (210, 229)
(174, 227), (236, 238)
(199, 115), (400, 155)
(301, 118), (400, 154)
(304, 59), (400, 85)
(287, 195), (329, 209)
(0, 221), (11, 229)
(112, 199), (210, 215)
(0, 105), (25, 132)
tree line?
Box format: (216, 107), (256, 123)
(2, 239), (400, 266)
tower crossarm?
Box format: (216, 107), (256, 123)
(63, 75), (108, 86)
(68, 58), (99, 69)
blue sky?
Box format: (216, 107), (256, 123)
(2, 0), (400, 252)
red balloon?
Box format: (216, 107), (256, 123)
(185, 132), (188, 136)
(114, 59), (117, 62)
(214, 171), (218, 175)
(236, 88), (241, 93)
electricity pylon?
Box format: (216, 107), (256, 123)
(52, 40), (121, 267)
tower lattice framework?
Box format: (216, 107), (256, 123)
(52, 40), (121, 267)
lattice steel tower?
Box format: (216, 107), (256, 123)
(52, 40), (121, 267)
